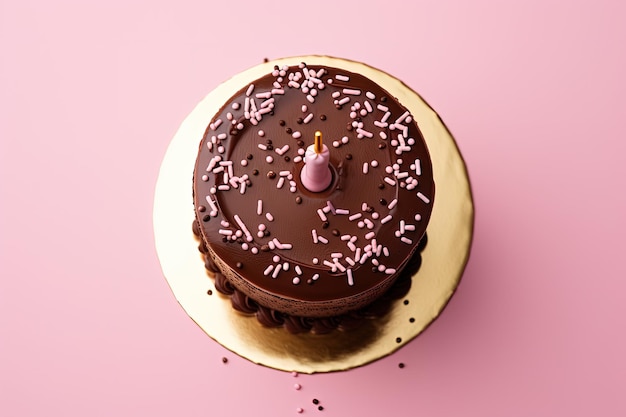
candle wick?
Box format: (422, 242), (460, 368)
(314, 131), (322, 154)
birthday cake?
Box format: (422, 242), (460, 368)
(192, 62), (435, 333)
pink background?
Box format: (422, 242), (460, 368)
(1, 1), (625, 416)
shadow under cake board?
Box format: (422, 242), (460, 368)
(153, 55), (474, 373)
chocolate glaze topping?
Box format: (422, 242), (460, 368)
(193, 63), (434, 318)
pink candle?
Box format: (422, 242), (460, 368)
(300, 131), (332, 192)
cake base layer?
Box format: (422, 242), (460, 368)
(154, 55), (474, 373)
(193, 219), (425, 334)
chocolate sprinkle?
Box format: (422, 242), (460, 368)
(395, 337), (402, 343)
(398, 362), (405, 369)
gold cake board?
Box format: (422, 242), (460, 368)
(153, 55), (474, 373)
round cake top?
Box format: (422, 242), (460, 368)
(193, 62), (434, 313)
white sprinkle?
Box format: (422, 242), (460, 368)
(266, 212), (274, 222)
(417, 192), (431, 204)
(381, 215), (393, 224)
(317, 209), (327, 222)
(246, 84), (255, 96)
(341, 136), (349, 144)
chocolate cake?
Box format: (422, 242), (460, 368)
(192, 62), (435, 332)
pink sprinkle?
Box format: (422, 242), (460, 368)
(266, 155), (274, 163)
(401, 237), (413, 244)
(271, 88), (285, 95)
(384, 177), (396, 186)
(266, 212), (274, 221)
(303, 113), (314, 123)
(385, 268), (397, 274)
(312, 229), (319, 244)
(362, 162), (369, 174)
(381, 215), (393, 224)
(336, 74), (350, 81)
(263, 265), (274, 276)
(258, 143), (267, 150)
(257, 200), (263, 215)
(292, 131), (301, 139)
(255, 92), (271, 99)
(336, 209), (349, 215)
(377, 104), (389, 112)
(245, 84), (255, 96)
(331, 91), (341, 98)
(301, 104), (308, 112)
(343, 88), (361, 96)
(388, 198), (398, 210)
(272, 265), (281, 278)
(318, 236), (328, 244)
(331, 252), (343, 258)
(317, 209), (327, 222)
(306, 94), (315, 103)
(348, 213), (362, 221)
(365, 231), (375, 240)
(417, 192), (430, 204)
(338, 97), (350, 105)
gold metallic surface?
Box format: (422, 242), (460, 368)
(153, 56), (474, 373)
